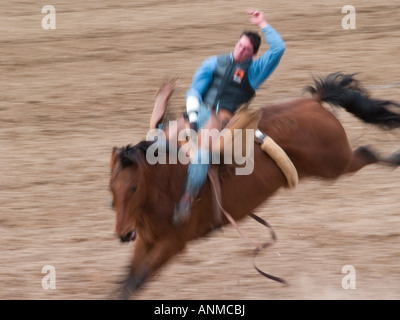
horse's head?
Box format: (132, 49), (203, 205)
(109, 140), (187, 243)
(109, 142), (153, 242)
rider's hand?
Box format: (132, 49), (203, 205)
(247, 10), (268, 29)
(186, 95), (200, 132)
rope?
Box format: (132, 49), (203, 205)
(207, 170), (288, 286)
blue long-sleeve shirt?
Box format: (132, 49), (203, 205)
(187, 24), (286, 102)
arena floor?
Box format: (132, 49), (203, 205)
(1, 0), (399, 299)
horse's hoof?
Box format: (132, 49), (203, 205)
(384, 150), (400, 167)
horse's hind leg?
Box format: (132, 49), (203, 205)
(345, 146), (400, 174)
(345, 146), (379, 174)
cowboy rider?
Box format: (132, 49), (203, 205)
(173, 9), (286, 224)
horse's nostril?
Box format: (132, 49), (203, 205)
(120, 232), (132, 243)
(119, 230), (136, 243)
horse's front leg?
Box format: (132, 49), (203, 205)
(119, 236), (185, 300)
(119, 237), (151, 300)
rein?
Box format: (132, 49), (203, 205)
(207, 168), (288, 286)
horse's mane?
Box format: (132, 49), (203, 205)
(118, 140), (155, 169)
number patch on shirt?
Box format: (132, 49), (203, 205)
(233, 68), (245, 84)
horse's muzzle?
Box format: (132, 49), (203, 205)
(119, 229), (137, 243)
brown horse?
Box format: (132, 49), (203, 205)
(109, 73), (400, 299)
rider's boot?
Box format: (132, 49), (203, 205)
(173, 191), (194, 225)
(173, 148), (210, 225)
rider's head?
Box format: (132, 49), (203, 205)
(233, 31), (261, 63)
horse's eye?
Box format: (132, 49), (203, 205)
(132, 186), (138, 193)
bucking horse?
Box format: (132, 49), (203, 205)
(109, 73), (400, 299)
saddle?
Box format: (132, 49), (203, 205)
(206, 107), (298, 225)
(211, 107), (298, 188)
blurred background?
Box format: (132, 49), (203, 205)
(0, 0), (399, 299)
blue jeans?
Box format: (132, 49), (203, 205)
(184, 103), (212, 197)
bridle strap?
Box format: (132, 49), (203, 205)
(207, 168), (288, 286)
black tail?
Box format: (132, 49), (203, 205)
(306, 72), (400, 129)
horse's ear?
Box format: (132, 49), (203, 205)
(110, 147), (119, 168)
(149, 77), (178, 129)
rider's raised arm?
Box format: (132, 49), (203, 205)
(248, 24), (286, 90)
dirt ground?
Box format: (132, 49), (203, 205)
(1, 0), (399, 300)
